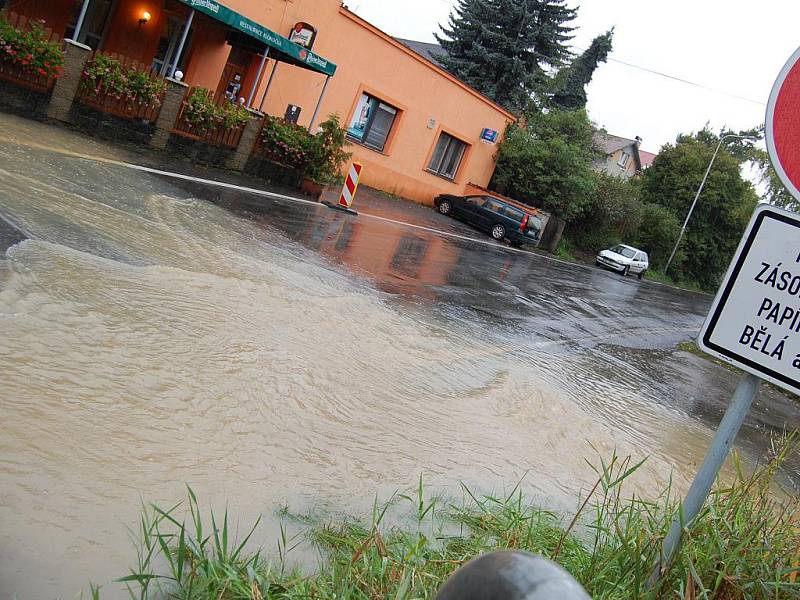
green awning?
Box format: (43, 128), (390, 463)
(177, 0), (336, 76)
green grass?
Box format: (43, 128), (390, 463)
(554, 237), (578, 261)
(644, 270), (706, 292)
(94, 445), (800, 600)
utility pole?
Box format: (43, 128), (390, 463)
(663, 134), (755, 275)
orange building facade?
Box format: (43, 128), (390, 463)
(4, 0), (515, 204)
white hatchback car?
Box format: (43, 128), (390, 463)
(596, 244), (649, 279)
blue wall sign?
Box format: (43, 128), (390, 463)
(480, 128), (499, 143)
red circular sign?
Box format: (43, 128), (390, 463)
(766, 47), (800, 201)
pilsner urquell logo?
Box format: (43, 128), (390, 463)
(191, 0), (219, 13)
(305, 54), (327, 68)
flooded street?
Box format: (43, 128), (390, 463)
(1, 121), (799, 599)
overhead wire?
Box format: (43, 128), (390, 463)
(394, 0), (767, 107)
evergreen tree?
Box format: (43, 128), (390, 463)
(434, 0), (576, 112)
(550, 29), (614, 110)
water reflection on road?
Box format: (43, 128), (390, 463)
(0, 143), (797, 599)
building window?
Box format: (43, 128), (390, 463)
(618, 151), (631, 168)
(427, 132), (468, 180)
(347, 92), (398, 152)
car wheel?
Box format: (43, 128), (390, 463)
(491, 224), (506, 240)
(637, 269), (646, 280)
(621, 266), (629, 277)
(438, 200), (452, 215)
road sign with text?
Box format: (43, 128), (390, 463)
(766, 47), (800, 201)
(698, 204), (800, 396)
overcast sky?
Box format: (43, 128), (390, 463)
(348, 0), (800, 155)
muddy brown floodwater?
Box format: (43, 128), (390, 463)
(0, 125), (798, 599)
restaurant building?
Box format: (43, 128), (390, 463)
(2, 0), (516, 203)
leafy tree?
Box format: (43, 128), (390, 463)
(492, 108), (598, 220)
(715, 125), (798, 212)
(567, 171), (641, 251)
(640, 131), (759, 288)
(550, 29), (614, 110)
(633, 203), (682, 269)
(434, 0), (576, 111)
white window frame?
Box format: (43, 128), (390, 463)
(618, 151), (631, 169)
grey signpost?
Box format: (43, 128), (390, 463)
(649, 203), (800, 587)
(649, 47), (800, 589)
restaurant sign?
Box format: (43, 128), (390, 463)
(178, 0), (336, 76)
(289, 22), (317, 49)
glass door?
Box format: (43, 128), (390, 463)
(152, 16), (193, 76)
(65, 0), (117, 49)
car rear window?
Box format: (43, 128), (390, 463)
(526, 216), (542, 233)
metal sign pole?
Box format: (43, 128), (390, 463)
(258, 62), (279, 112)
(309, 75), (331, 131)
(647, 372), (760, 589)
(247, 49), (270, 108)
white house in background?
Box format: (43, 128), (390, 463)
(593, 132), (656, 179)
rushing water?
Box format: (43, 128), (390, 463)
(0, 137), (798, 599)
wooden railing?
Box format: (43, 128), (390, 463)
(76, 51), (165, 123)
(0, 11), (62, 93)
(171, 87), (245, 149)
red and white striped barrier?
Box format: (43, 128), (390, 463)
(338, 162), (363, 209)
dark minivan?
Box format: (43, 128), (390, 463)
(433, 194), (542, 247)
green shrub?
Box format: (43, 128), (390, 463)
(632, 203), (682, 270)
(180, 88), (250, 133)
(568, 172), (643, 253)
(259, 114), (316, 170)
(258, 114), (351, 183)
(305, 115), (352, 184)
(0, 15), (64, 79)
(554, 237), (578, 261)
(81, 54), (166, 106)
(492, 109), (598, 221)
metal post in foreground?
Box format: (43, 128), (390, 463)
(258, 62), (279, 112)
(169, 9), (194, 79)
(436, 550), (590, 600)
(647, 373), (760, 589)
(309, 75), (331, 131)
(70, 0), (92, 44)
(247, 49), (269, 108)
(664, 134), (753, 275)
